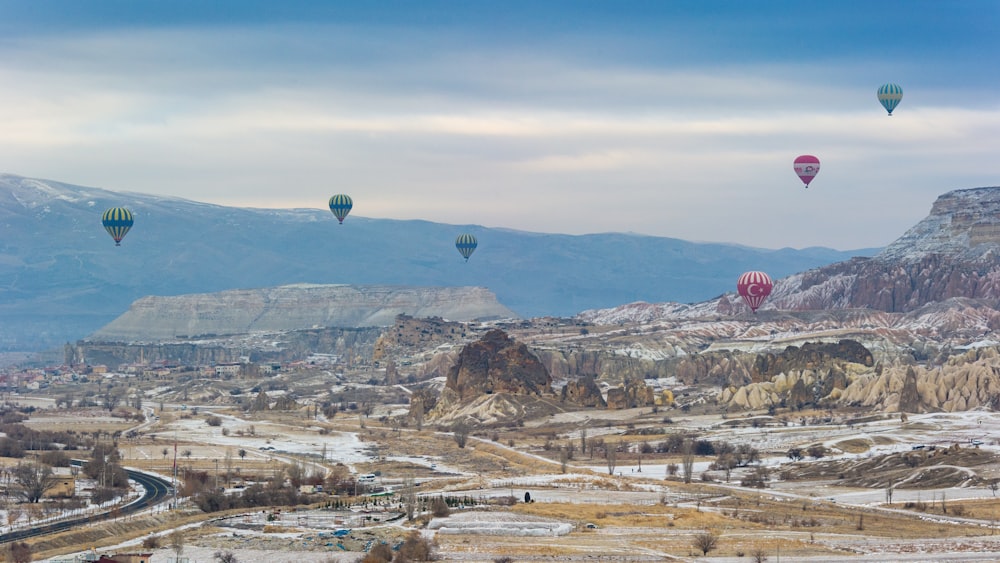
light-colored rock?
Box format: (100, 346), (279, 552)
(90, 284), (517, 342)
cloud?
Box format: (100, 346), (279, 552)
(0, 18), (997, 250)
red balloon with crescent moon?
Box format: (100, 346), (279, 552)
(793, 155), (820, 188)
(737, 271), (773, 313)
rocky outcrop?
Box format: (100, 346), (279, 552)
(606, 378), (655, 409)
(582, 186), (1000, 321)
(897, 366), (921, 413)
(720, 344), (1000, 413)
(561, 376), (607, 407)
(372, 315), (471, 364)
(767, 187), (1000, 313)
(716, 340), (875, 411)
(444, 329), (552, 400)
(90, 284), (517, 342)
(774, 253), (1000, 313)
(72, 326), (383, 369)
(755, 340), (874, 375)
(838, 347), (1000, 412)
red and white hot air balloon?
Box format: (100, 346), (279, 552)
(793, 155), (820, 188)
(737, 271), (773, 313)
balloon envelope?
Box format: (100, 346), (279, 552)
(455, 233), (478, 261)
(737, 271), (773, 313)
(793, 155), (820, 188)
(877, 83), (903, 116)
(328, 194), (353, 224)
(102, 207), (134, 246)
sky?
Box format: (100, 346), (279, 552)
(0, 0), (998, 250)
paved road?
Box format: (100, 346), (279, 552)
(0, 466), (172, 544)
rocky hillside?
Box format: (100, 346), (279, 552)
(582, 186), (1000, 321)
(443, 329), (552, 401)
(89, 284), (516, 342)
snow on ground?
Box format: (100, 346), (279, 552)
(429, 510), (574, 536)
(153, 411), (372, 466)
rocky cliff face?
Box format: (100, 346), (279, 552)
(769, 187), (1000, 314)
(73, 326), (382, 369)
(582, 186), (1000, 320)
(444, 329), (552, 400)
(560, 375), (607, 407)
(606, 378), (656, 409)
(89, 284), (517, 342)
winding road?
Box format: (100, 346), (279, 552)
(0, 466), (172, 544)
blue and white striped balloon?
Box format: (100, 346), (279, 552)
(877, 83), (903, 116)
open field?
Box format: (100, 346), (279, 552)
(8, 398), (1000, 562)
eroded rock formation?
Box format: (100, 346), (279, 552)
(444, 329), (552, 400)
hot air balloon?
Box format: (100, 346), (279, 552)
(877, 83), (903, 116)
(455, 234), (477, 261)
(793, 155), (820, 188)
(328, 194), (353, 224)
(102, 207), (134, 246)
(737, 271), (773, 313)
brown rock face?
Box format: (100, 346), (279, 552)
(445, 329), (552, 400)
(755, 340), (874, 376)
(561, 376), (607, 407)
(897, 366), (921, 413)
(781, 254), (1000, 313)
(606, 378), (655, 409)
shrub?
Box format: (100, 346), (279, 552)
(396, 530), (436, 561)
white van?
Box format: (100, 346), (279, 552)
(358, 473), (377, 485)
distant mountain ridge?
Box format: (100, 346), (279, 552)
(0, 173), (876, 351)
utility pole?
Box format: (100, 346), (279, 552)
(172, 431), (178, 509)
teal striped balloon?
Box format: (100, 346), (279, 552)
(328, 194), (353, 224)
(101, 207), (134, 246)
(877, 83), (903, 116)
(455, 233), (477, 261)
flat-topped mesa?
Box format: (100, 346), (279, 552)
(88, 284), (517, 342)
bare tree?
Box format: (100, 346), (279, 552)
(13, 462), (58, 503)
(750, 546), (768, 562)
(401, 474), (418, 521)
(214, 550), (240, 563)
(169, 529), (186, 558)
(224, 449), (234, 487)
(681, 439), (695, 484)
(6, 505), (23, 528)
(102, 388), (124, 412)
(605, 444), (617, 475)
(452, 421), (470, 448)
(692, 530), (719, 556)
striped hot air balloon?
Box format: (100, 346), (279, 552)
(328, 194), (353, 224)
(101, 207), (134, 246)
(793, 155), (820, 188)
(877, 83), (903, 116)
(455, 234), (477, 261)
(737, 271), (773, 313)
